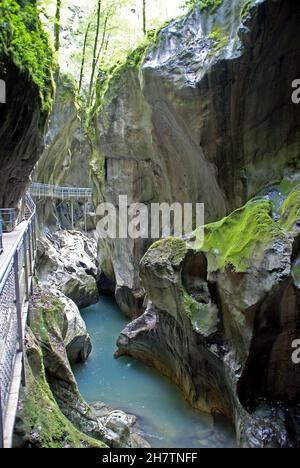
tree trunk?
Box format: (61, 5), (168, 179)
(78, 22), (91, 93)
(143, 0), (147, 36)
(54, 0), (62, 52)
(88, 0), (102, 107)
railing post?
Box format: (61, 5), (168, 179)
(28, 225), (33, 279)
(14, 251), (26, 387)
(0, 385), (4, 449)
(71, 201), (74, 229)
(23, 232), (29, 302)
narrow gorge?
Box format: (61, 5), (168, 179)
(0, 0), (300, 450)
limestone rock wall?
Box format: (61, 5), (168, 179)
(116, 183), (300, 447)
(93, 0), (300, 317)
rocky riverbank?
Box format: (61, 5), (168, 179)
(116, 182), (300, 448)
(14, 230), (150, 448)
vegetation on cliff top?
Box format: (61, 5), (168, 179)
(0, 0), (54, 112)
(94, 27), (161, 112)
(185, 0), (223, 13)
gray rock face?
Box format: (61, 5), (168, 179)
(54, 290), (92, 363)
(93, 0), (300, 317)
(37, 230), (100, 308)
(116, 191), (300, 447)
(14, 290), (149, 449)
(35, 74), (92, 188)
(0, 62), (49, 208)
(34, 74), (94, 231)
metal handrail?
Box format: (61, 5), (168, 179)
(29, 182), (93, 200)
(0, 193), (36, 448)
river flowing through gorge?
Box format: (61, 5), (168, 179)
(72, 297), (236, 448)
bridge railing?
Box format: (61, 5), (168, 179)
(29, 183), (93, 200)
(0, 194), (36, 448)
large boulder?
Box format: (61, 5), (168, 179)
(53, 290), (92, 363)
(116, 184), (300, 447)
(37, 230), (99, 308)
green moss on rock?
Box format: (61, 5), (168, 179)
(196, 200), (284, 273)
(21, 334), (103, 449)
(30, 293), (65, 343)
(183, 290), (219, 337)
(208, 26), (229, 55)
(149, 237), (187, 265)
(0, 0), (54, 112)
(279, 188), (300, 236)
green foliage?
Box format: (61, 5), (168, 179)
(185, 0), (223, 13)
(183, 289), (198, 320)
(95, 34), (153, 108)
(208, 25), (229, 54)
(197, 200), (284, 273)
(0, 0), (54, 112)
(241, 0), (255, 20)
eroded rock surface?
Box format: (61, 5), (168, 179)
(14, 290), (149, 449)
(116, 185), (300, 448)
(37, 229), (99, 308)
(93, 0), (300, 317)
(34, 73), (94, 231)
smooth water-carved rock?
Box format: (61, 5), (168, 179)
(34, 74), (94, 231)
(37, 230), (99, 308)
(53, 290), (92, 363)
(93, 0), (300, 317)
(116, 188), (300, 447)
(14, 290), (149, 449)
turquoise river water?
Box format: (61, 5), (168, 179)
(72, 297), (236, 448)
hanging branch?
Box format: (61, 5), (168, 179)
(54, 0), (62, 52)
(95, 12), (110, 69)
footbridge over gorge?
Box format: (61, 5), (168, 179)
(29, 182), (94, 232)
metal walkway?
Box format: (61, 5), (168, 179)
(29, 183), (93, 201)
(0, 194), (37, 449)
(29, 183), (94, 232)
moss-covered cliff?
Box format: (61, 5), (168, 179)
(0, 0), (54, 208)
(117, 178), (300, 448)
(15, 287), (148, 448)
